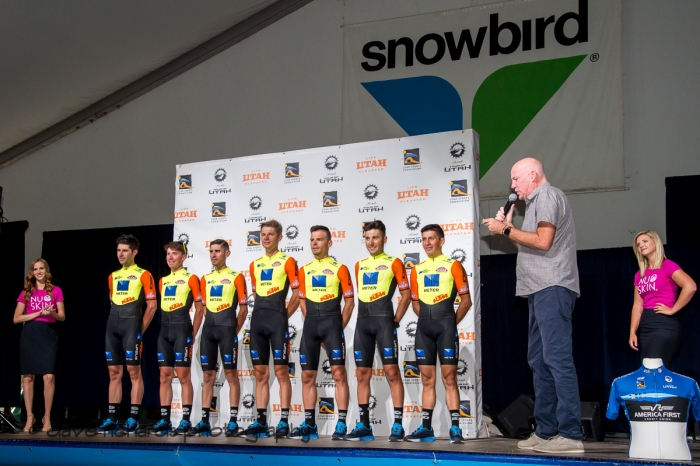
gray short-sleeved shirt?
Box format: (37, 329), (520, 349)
(516, 182), (580, 297)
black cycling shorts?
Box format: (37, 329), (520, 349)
(353, 316), (398, 368)
(249, 309), (289, 366)
(105, 316), (142, 366)
(200, 325), (238, 371)
(299, 314), (346, 371)
(157, 322), (193, 368)
(415, 318), (458, 366)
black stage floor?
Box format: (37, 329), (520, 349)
(2, 431), (700, 464)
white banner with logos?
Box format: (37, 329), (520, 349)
(172, 130), (482, 437)
(342, 0), (623, 198)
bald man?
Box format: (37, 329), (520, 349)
(484, 158), (583, 454)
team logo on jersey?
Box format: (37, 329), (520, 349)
(402, 361), (421, 378)
(636, 377), (646, 389)
(300, 354), (307, 363)
(436, 267), (449, 273)
(318, 397), (336, 414)
(354, 351), (362, 361)
(665, 376), (673, 383)
(274, 349), (283, 358)
(375, 264), (388, 270)
(117, 280), (130, 291)
(165, 285), (178, 296)
(210, 285), (223, 297)
(200, 355), (208, 364)
(261, 269), (273, 281)
(223, 354), (233, 363)
(331, 349), (343, 359)
(312, 275), (327, 287)
(363, 272), (379, 285)
(178, 174), (193, 190)
(250, 350), (259, 358)
(416, 349), (426, 358)
(444, 348), (455, 358)
(174, 279), (186, 285)
(424, 274), (440, 287)
(175, 352), (183, 361)
(157, 353), (165, 361)
(383, 348), (394, 358)
(105, 351), (112, 360)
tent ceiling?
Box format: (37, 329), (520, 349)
(0, 0), (279, 156)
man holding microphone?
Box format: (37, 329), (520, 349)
(483, 158), (583, 454)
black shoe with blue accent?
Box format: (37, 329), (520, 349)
(388, 423), (405, 442)
(275, 420), (290, 438)
(225, 421), (240, 437)
(174, 419), (192, 435)
(96, 418), (119, 434)
(332, 420), (347, 440)
(241, 421), (270, 438)
(404, 425), (436, 442)
(449, 425), (464, 444)
(345, 422), (374, 441)
(187, 420), (212, 436)
(289, 422), (319, 440)
(149, 419), (172, 434)
(122, 418), (140, 433)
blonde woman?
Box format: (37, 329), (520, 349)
(13, 259), (66, 432)
(629, 231), (696, 365)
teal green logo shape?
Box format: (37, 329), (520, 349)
(361, 55), (587, 178)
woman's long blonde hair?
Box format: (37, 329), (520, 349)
(633, 230), (666, 277)
(23, 258), (54, 302)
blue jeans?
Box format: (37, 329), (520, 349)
(527, 286), (583, 440)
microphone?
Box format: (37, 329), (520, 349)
(503, 193), (517, 217)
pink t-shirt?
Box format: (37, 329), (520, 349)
(17, 287), (64, 323)
(634, 260), (681, 309)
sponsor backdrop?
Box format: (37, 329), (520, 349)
(342, 0), (623, 199)
(172, 130), (482, 437)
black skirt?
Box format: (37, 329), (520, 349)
(20, 320), (58, 375)
(637, 308), (680, 366)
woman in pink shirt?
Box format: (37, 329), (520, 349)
(629, 231), (696, 366)
(13, 259), (66, 432)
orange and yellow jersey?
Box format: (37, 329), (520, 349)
(158, 268), (201, 323)
(298, 257), (354, 316)
(409, 254), (469, 319)
(250, 251), (299, 313)
(109, 264), (156, 318)
(355, 253), (409, 318)
(200, 267), (247, 327)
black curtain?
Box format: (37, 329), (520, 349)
(39, 224), (173, 416)
(481, 246), (661, 433)
(0, 221), (29, 406)
(665, 175), (700, 381)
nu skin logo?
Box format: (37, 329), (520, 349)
(358, 0), (590, 178)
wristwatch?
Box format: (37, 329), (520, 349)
(502, 226), (512, 236)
